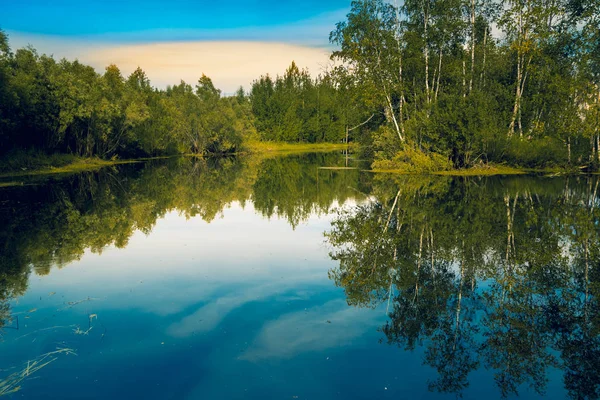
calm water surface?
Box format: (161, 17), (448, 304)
(0, 153), (598, 399)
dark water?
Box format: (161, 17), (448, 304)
(0, 153), (598, 399)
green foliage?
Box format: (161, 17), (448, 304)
(0, 149), (79, 173)
(372, 149), (452, 173)
(2, 0), (600, 173)
(250, 62), (348, 143)
(328, 0), (600, 170)
(371, 126), (452, 172)
(0, 34), (254, 159)
(489, 135), (570, 168)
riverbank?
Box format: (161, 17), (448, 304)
(244, 141), (352, 154)
(0, 144), (584, 180)
(433, 164), (527, 176)
(371, 163), (587, 176)
(370, 163), (526, 176)
(0, 152), (148, 179)
(0, 142), (352, 178)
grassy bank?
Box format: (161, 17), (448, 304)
(0, 142), (351, 178)
(185, 141), (352, 160)
(0, 152), (140, 178)
(434, 164), (527, 176)
(245, 141), (352, 154)
(372, 164), (528, 176)
(371, 163), (592, 176)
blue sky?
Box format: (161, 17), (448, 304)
(1, 1), (351, 91)
(1, 0), (348, 43)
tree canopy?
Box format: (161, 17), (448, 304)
(1, 0), (599, 170)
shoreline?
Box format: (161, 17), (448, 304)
(0, 142), (353, 179)
(243, 141), (352, 155)
(370, 164), (587, 177)
(0, 157), (146, 179)
(0, 143), (589, 180)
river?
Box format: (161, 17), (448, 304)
(0, 152), (597, 399)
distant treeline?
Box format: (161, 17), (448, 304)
(1, 0), (600, 169)
(250, 62), (365, 143)
(0, 30), (252, 158)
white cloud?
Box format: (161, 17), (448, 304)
(165, 280), (323, 338)
(5, 9), (348, 93)
(7, 34), (333, 93)
(241, 300), (381, 361)
(85, 41), (333, 93)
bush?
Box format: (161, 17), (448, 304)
(487, 135), (570, 168)
(372, 125), (403, 160)
(0, 149), (77, 173)
(372, 146), (452, 173)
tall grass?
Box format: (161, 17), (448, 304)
(0, 348), (76, 396)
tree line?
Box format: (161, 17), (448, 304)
(0, 30), (258, 158)
(330, 0), (600, 169)
(1, 0), (600, 169)
(0, 31), (353, 161)
(250, 61), (376, 143)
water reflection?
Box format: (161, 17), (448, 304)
(326, 174), (600, 398)
(0, 153), (364, 334)
(2, 155), (599, 399)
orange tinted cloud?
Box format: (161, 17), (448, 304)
(85, 41), (332, 92)
(8, 32), (333, 93)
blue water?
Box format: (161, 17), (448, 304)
(0, 155), (587, 399)
(0, 204), (563, 399)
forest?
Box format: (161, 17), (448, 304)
(328, 0), (600, 170)
(0, 0), (599, 170)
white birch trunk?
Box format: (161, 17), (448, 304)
(423, 0), (430, 105)
(435, 49), (443, 101)
(480, 26), (488, 88)
(469, 0), (476, 94)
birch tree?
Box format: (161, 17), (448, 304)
(331, 0), (405, 142)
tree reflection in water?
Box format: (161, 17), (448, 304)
(0, 152), (364, 335)
(327, 175), (600, 398)
(2, 156), (599, 398)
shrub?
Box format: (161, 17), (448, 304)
(372, 146), (452, 173)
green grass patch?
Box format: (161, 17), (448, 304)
(0, 158), (118, 178)
(0, 150), (141, 178)
(434, 164), (527, 176)
(371, 161), (529, 176)
(0, 181), (22, 187)
(317, 166), (358, 170)
(245, 141), (352, 154)
(372, 148), (453, 174)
